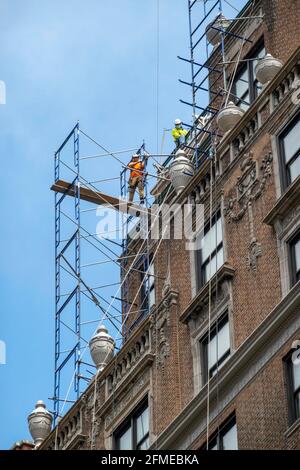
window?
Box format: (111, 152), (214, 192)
(196, 211), (224, 288)
(285, 354), (300, 424)
(280, 114), (300, 187)
(114, 399), (149, 450)
(232, 42), (265, 110)
(200, 313), (231, 380)
(289, 231), (300, 286)
(140, 256), (155, 313)
(202, 414), (238, 450)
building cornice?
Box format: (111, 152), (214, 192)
(179, 264), (235, 324)
(264, 176), (300, 225)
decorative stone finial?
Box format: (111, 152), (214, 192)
(28, 400), (53, 446)
(89, 325), (115, 371)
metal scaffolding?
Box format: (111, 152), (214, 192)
(52, 123), (154, 424)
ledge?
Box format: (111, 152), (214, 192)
(264, 176), (300, 226)
(179, 263), (235, 324)
(284, 417), (300, 439)
(97, 353), (154, 417)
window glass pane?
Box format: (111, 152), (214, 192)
(295, 238), (300, 273)
(293, 362), (300, 390)
(208, 318), (230, 371)
(217, 320), (230, 359)
(283, 119), (300, 162)
(202, 216), (223, 262)
(235, 67), (249, 99)
(296, 391), (300, 417)
(217, 247), (224, 270)
(239, 92), (250, 111)
(202, 225), (215, 261)
(136, 407), (149, 444)
(222, 423), (238, 450)
(289, 155), (300, 183)
(216, 216), (223, 246)
(204, 247), (223, 283)
(253, 47), (266, 76)
(118, 426), (132, 450)
(149, 286), (155, 308)
(149, 263), (155, 289)
(137, 437), (149, 450)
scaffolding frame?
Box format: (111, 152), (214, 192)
(53, 123), (153, 424)
(177, 0), (255, 166)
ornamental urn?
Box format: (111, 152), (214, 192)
(28, 400), (53, 446)
(217, 101), (244, 133)
(89, 325), (115, 371)
(255, 53), (283, 85)
(206, 14), (231, 46)
(169, 150), (195, 194)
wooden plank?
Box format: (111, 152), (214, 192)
(51, 179), (149, 215)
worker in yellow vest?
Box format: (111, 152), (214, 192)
(172, 119), (188, 148)
(128, 154), (146, 204)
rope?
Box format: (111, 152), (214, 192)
(206, 157), (214, 449)
(55, 137), (173, 447)
(89, 184), (173, 448)
(224, 0), (257, 107)
(204, 1), (257, 448)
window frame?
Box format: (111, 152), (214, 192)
(140, 255), (155, 314)
(196, 210), (224, 289)
(278, 111), (300, 190)
(201, 413), (238, 450)
(200, 312), (231, 382)
(113, 398), (149, 450)
(284, 353), (300, 425)
(288, 230), (300, 288)
(232, 39), (265, 110)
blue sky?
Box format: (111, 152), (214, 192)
(0, 0), (246, 449)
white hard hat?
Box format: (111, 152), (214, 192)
(174, 118), (182, 125)
(132, 154), (139, 159)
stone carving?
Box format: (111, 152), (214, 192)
(151, 286), (178, 369)
(105, 373), (148, 428)
(87, 417), (101, 450)
(276, 204), (300, 239)
(190, 281), (228, 330)
(224, 151), (273, 271)
(246, 239), (262, 271)
(83, 390), (100, 421)
(224, 151), (273, 223)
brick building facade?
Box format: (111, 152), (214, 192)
(38, 0), (300, 450)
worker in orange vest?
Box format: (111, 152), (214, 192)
(128, 154), (146, 204)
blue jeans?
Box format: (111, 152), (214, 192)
(176, 135), (186, 148)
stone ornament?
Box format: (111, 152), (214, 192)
(224, 152), (273, 223)
(255, 53), (283, 85)
(169, 149), (195, 194)
(224, 151), (273, 271)
(217, 101), (245, 133)
(28, 400), (53, 446)
(206, 14), (231, 46)
(89, 325), (115, 371)
(246, 239), (262, 271)
(151, 286), (179, 369)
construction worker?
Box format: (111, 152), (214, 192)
(128, 154), (146, 204)
(172, 118), (188, 148)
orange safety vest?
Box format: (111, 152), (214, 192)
(129, 161), (145, 178)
